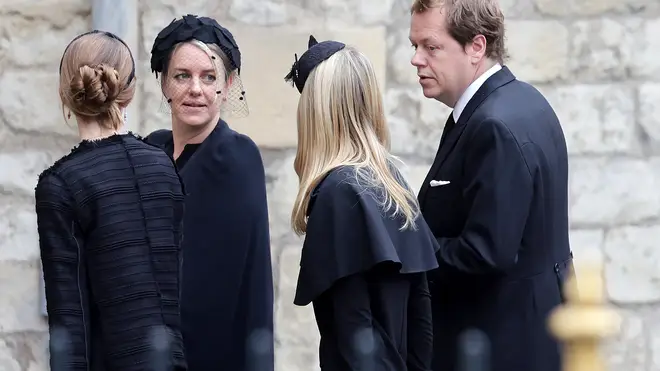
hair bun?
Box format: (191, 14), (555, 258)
(69, 63), (121, 113)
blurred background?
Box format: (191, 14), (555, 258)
(1, 0), (659, 369)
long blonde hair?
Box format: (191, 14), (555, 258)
(291, 46), (420, 236)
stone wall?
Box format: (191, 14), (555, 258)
(0, 0), (659, 369)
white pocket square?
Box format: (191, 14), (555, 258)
(429, 180), (450, 187)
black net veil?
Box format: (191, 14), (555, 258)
(150, 14), (248, 119)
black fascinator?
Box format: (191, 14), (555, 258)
(284, 35), (345, 93)
(150, 14), (242, 77)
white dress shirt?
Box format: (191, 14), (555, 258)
(452, 63), (502, 123)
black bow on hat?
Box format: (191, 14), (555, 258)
(284, 35), (346, 93)
(150, 14), (242, 77)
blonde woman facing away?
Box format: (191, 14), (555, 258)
(35, 30), (186, 370)
(284, 36), (439, 371)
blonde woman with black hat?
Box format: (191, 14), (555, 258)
(285, 36), (439, 371)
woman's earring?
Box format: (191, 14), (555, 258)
(67, 111), (71, 120)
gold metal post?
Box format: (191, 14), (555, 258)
(548, 263), (621, 371)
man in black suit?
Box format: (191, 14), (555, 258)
(408, 1), (573, 370)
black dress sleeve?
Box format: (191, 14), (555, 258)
(325, 273), (376, 370)
(35, 172), (90, 371)
(406, 272), (433, 371)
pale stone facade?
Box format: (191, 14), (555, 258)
(1, 0), (659, 369)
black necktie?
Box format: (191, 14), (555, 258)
(439, 113), (456, 147)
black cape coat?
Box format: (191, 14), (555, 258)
(295, 165), (440, 370)
(147, 120), (274, 371)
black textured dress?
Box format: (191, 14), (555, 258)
(35, 133), (187, 371)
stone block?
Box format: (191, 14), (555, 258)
(0, 0), (89, 27)
(639, 83), (660, 153)
(569, 18), (641, 81)
(0, 132), (77, 158)
(274, 247), (319, 344)
(0, 332), (48, 371)
(0, 14), (89, 69)
(139, 0), (212, 57)
(649, 314), (660, 369)
(576, 0), (659, 14)
(356, 0), (397, 26)
(630, 19), (660, 79)
(0, 122), (9, 146)
(563, 18), (660, 81)
(533, 0), (570, 16)
(604, 224), (660, 303)
(569, 158), (660, 226)
(264, 151), (300, 244)
(386, 21), (417, 86)
(0, 262), (47, 332)
(229, 0), (289, 26)
(506, 21), (569, 84)
(0, 150), (59, 197)
(274, 246), (320, 370)
(224, 0), (399, 30)
(354, 0), (397, 26)
(0, 201), (38, 262)
(534, 0), (659, 16)
(603, 309), (648, 370)
(277, 0), (396, 28)
(568, 229), (604, 272)
(537, 84), (637, 155)
(0, 70), (77, 136)
(499, 0), (539, 18)
(226, 24), (387, 149)
(275, 345), (320, 371)
(0, 338), (21, 371)
(385, 87), (451, 158)
(137, 61), (171, 135)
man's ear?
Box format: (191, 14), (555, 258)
(467, 34), (487, 63)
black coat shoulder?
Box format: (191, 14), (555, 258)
(294, 166), (439, 306)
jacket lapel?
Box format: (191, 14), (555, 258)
(418, 115), (458, 204)
(418, 66), (516, 205)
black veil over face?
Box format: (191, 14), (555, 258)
(151, 14), (248, 118)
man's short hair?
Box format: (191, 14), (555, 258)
(411, 0), (508, 64)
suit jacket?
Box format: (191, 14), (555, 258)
(418, 66), (573, 371)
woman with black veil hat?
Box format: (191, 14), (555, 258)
(145, 15), (274, 371)
(284, 36), (439, 370)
